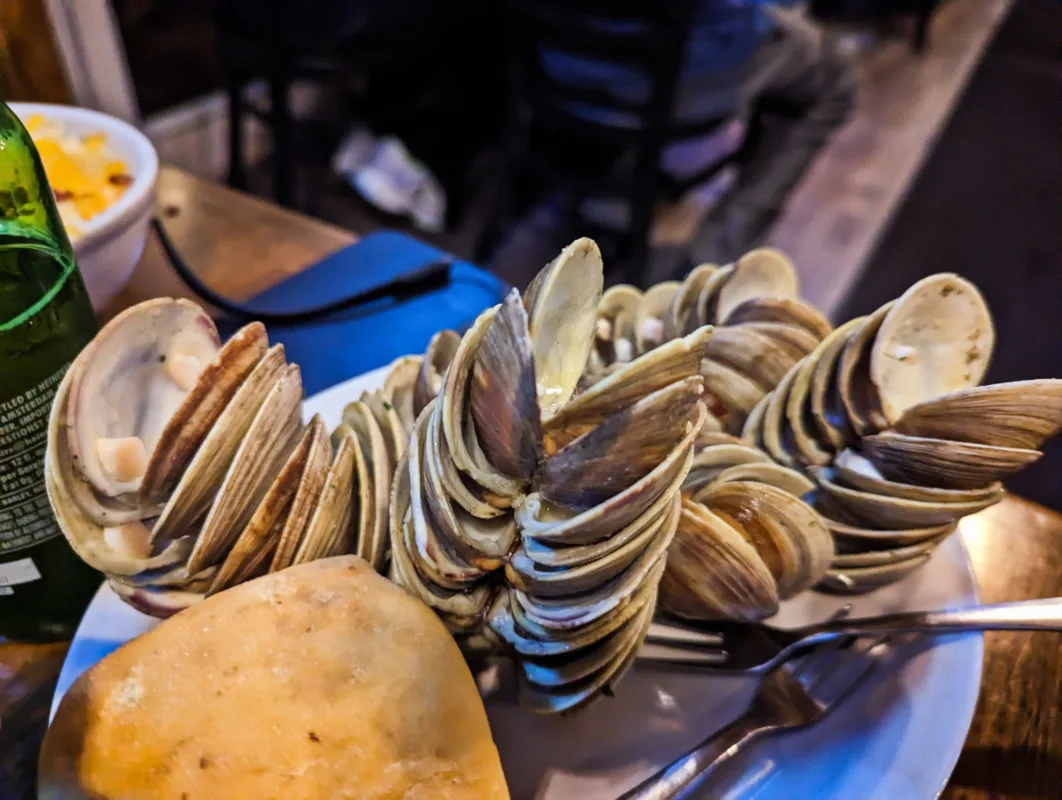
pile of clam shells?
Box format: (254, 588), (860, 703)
(659, 431), (833, 622)
(739, 273), (1062, 592)
(45, 300), (400, 617)
(585, 248), (833, 434)
(382, 239), (714, 713)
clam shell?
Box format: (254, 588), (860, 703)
(694, 265), (734, 327)
(634, 281), (680, 354)
(151, 344), (287, 547)
(894, 379), (1062, 450)
(441, 308), (524, 501)
(837, 303), (892, 436)
(544, 328), (712, 452)
(407, 410), (484, 589)
(428, 401), (505, 520)
(704, 326), (804, 389)
(342, 401), (392, 570)
(665, 263), (718, 337)
(185, 364), (303, 574)
(733, 322), (821, 355)
(523, 478), (679, 569)
(870, 273), (995, 424)
(722, 297), (832, 340)
(818, 554), (932, 594)
(362, 389), (408, 464)
(47, 367), (160, 528)
(108, 578), (206, 618)
(141, 322), (268, 502)
(808, 317), (865, 451)
(540, 377), (704, 510)
(421, 403), (515, 569)
(699, 358), (765, 433)
(817, 500), (957, 548)
(209, 418), (321, 593)
(517, 405), (702, 545)
(383, 355), (422, 433)
(832, 535), (946, 569)
(862, 432), (1041, 490)
(659, 496), (779, 622)
(524, 237), (604, 416)
(414, 330), (460, 418)
(812, 467), (1001, 529)
(682, 442), (772, 492)
(269, 416), (332, 571)
(594, 285), (642, 364)
(833, 449), (1003, 503)
(470, 289), (541, 481)
(741, 392), (770, 450)
(701, 480), (833, 598)
(784, 351), (833, 467)
(291, 430), (358, 564)
(611, 309), (637, 363)
(66, 298), (221, 498)
(507, 494), (679, 599)
(388, 448), (493, 625)
(714, 247), (799, 323)
(760, 364), (801, 467)
(705, 463), (815, 497)
(518, 591), (656, 715)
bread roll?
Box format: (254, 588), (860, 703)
(40, 556), (509, 799)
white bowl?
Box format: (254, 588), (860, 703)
(9, 102), (159, 312)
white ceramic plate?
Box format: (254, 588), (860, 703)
(51, 366), (983, 799)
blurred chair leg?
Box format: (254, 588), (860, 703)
(226, 82), (247, 190)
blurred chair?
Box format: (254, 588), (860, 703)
(213, 0), (452, 208)
(483, 0), (762, 280)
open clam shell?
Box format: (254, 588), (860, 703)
(544, 328), (712, 452)
(108, 578), (208, 619)
(342, 401), (391, 570)
(701, 480), (833, 598)
(784, 351), (833, 466)
(733, 322), (821, 356)
(836, 302), (892, 437)
(816, 499), (957, 548)
(862, 432), (1041, 490)
(524, 237), (604, 416)
(414, 329), (460, 419)
(517, 404), (702, 545)
(703, 462), (815, 497)
(441, 308), (524, 502)
(870, 273), (995, 424)
(818, 554), (932, 594)
(741, 392), (770, 451)
(421, 403), (515, 569)
(634, 281), (680, 354)
(291, 428), (359, 564)
(705, 326), (804, 389)
(140, 322), (269, 502)
(682, 442), (772, 492)
(665, 263), (718, 337)
(893, 379), (1062, 450)
(470, 289), (541, 481)
(812, 467), (1001, 529)
(383, 355), (422, 433)
(594, 284), (642, 365)
(660, 496), (779, 622)
(714, 247), (799, 324)
(428, 400), (505, 520)
(362, 389), (408, 464)
(66, 298), (222, 499)
(694, 265), (734, 327)
(699, 358), (765, 434)
(832, 535), (947, 569)
(151, 344), (288, 547)
(722, 297), (832, 341)
(540, 377), (704, 510)
(760, 364), (802, 467)
(208, 418), (320, 593)
(185, 363), (303, 574)
(269, 416), (332, 571)
(833, 449), (1003, 503)
(808, 317), (865, 451)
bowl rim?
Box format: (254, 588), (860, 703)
(7, 102), (159, 250)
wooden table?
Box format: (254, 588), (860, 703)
(2, 169), (1059, 799)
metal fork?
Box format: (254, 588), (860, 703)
(619, 635), (892, 800)
(639, 596), (1062, 673)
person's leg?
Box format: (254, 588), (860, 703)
(687, 8), (857, 264)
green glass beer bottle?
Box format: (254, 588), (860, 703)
(0, 101), (102, 641)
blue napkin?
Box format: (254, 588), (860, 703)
(215, 232), (507, 395)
